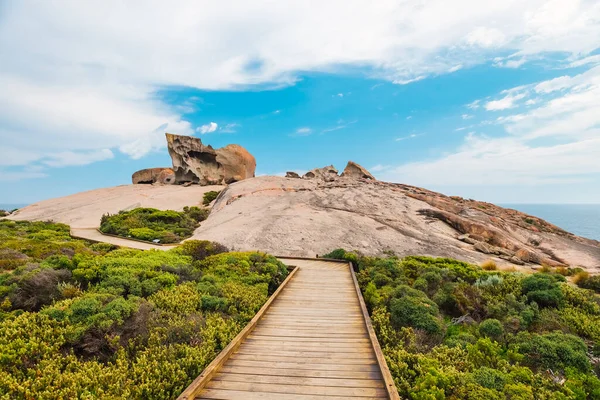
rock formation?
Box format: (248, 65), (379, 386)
(341, 161), (376, 180)
(189, 176), (600, 270)
(132, 168), (175, 185)
(8, 174), (600, 271)
(165, 133), (256, 185)
(285, 171), (301, 178)
(303, 165), (339, 181)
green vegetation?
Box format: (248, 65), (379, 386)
(99, 206), (209, 244)
(0, 220), (288, 399)
(202, 191), (221, 206)
(0, 210), (8, 217)
(575, 272), (600, 294)
(325, 249), (600, 399)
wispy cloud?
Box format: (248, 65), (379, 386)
(292, 127), (313, 136)
(197, 122), (218, 134)
(393, 76), (425, 85)
(395, 133), (423, 141)
(382, 64), (600, 187)
(461, 114), (473, 120)
(220, 123), (239, 133)
(321, 119), (358, 133)
(485, 93), (526, 111)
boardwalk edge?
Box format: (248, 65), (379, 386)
(349, 261), (401, 400)
(177, 265), (299, 400)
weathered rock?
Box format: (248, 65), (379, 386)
(473, 241), (494, 254)
(132, 168), (175, 185)
(303, 165), (338, 182)
(166, 133), (256, 185)
(285, 171), (301, 178)
(340, 161), (375, 180)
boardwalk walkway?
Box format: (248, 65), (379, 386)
(179, 258), (398, 399)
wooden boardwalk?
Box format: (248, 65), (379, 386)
(179, 258), (399, 400)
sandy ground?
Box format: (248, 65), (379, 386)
(8, 184), (225, 229)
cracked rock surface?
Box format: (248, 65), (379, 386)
(192, 176), (600, 271)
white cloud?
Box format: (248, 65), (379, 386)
(381, 64), (600, 187)
(197, 122), (218, 134)
(393, 76), (426, 85)
(294, 127), (312, 136)
(0, 170), (48, 182)
(570, 54), (600, 68)
(220, 123), (239, 133)
(395, 133), (422, 141)
(534, 75), (573, 93)
(43, 149), (114, 167)
(462, 114), (473, 120)
(467, 100), (481, 109)
(322, 119), (358, 133)
(0, 0), (599, 173)
(485, 93), (526, 110)
(494, 57), (528, 68)
(466, 27), (506, 48)
(370, 164), (391, 172)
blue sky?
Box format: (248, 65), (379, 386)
(1, 0), (600, 205)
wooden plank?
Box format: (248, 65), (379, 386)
(213, 372), (385, 388)
(205, 380), (389, 397)
(199, 388), (386, 400)
(234, 354), (378, 365)
(247, 334), (371, 343)
(177, 267), (299, 400)
(219, 365), (382, 379)
(225, 359), (381, 372)
(182, 257), (398, 400)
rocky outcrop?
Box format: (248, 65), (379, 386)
(166, 133), (256, 185)
(285, 172), (301, 178)
(132, 168), (175, 185)
(341, 161), (375, 180)
(190, 176), (600, 270)
(303, 165), (339, 181)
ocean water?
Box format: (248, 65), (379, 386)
(502, 204), (600, 241)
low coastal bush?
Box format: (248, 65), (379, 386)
(325, 248), (600, 399)
(99, 206), (209, 244)
(0, 220), (288, 399)
(202, 190), (221, 206)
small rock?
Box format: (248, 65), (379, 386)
(303, 165), (339, 181)
(285, 171), (301, 178)
(340, 161), (375, 180)
(132, 168), (175, 185)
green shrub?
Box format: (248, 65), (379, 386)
(575, 274), (600, 293)
(514, 332), (590, 373)
(473, 367), (506, 390)
(99, 207), (208, 243)
(334, 249), (600, 399)
(180, 240), (229, 261)
(479, 319), (504, 341)
(389, 285), (443, 334)
(521, 274), (563, 308)
(202, 191), (221, 206)
(0, 220), (289, 399)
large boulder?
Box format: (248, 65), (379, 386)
(132, 168), (175, 184)
(341, 161), (376, 180)
(166, 133), (256, 185)
(303, 165), (338, 182)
